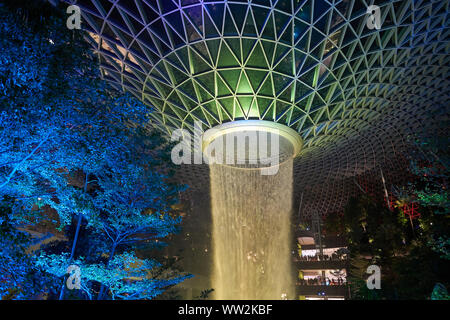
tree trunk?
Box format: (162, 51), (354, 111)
(59, 172), (89, 300)
(409, 215), (415, 236)
(59, 212), (83, 300)
(97, 242), (117, 300)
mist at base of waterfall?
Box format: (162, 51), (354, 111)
(209, 159), (294, 300)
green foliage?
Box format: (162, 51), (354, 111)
(404, 122), (450, 259)
(331, 114), (450, 300)
(431, 283), (450, 300)
(428, 236), (450, 260)
(338, 195), (407, 258)
(329, 194), (450, 300)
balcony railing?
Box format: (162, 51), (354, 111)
(295, 259), (347, 270)
(296, 284), (348, 297)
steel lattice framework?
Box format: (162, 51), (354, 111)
(66, 0), (449, 219)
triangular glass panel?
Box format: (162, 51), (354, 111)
(245, 42), (267, 68)
(245, 69), (268, 92)
(217, 42), (240, 67)
(219, 69), (240, 91)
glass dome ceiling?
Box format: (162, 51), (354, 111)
(67, 0), (449, 218)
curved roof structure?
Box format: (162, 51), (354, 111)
(70, 0), (449, 219)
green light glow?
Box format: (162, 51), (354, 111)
(202, 120), (303, 161)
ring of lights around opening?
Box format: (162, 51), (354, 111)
(202, 120), (302, 168)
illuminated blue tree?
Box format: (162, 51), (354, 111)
(37, 251), (189, 300)
(37, 154), (190, 300)
(0, 1), (189, 299)
(92, 160), (187, 299)
(0, 198), (59, 299)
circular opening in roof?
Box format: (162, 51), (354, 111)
(202, 120), (302, 170)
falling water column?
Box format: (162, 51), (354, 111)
(210, 158), (294, 300)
